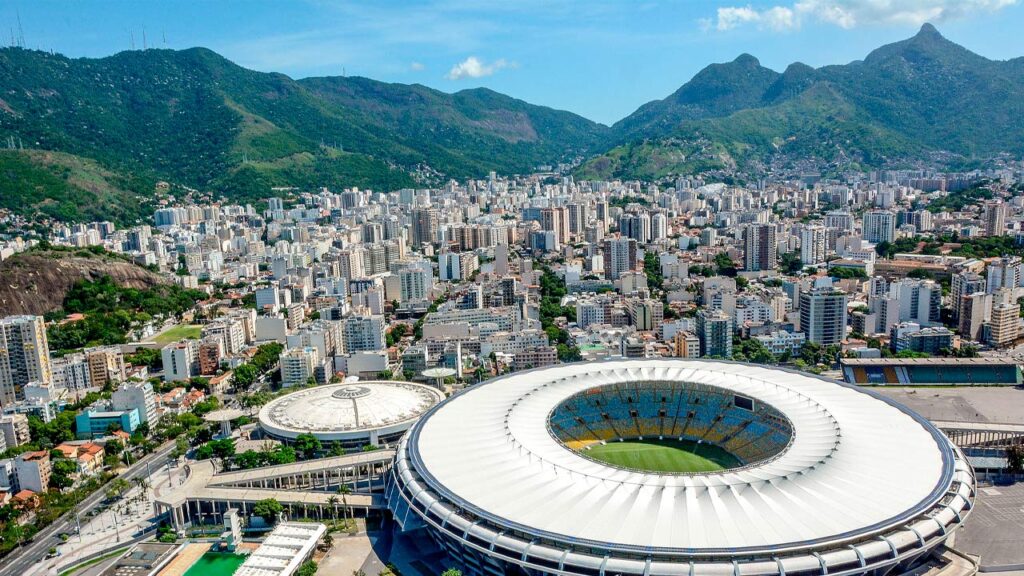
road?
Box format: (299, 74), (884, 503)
(0, 440), (177, 576)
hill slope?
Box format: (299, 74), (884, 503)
(0, 47), (608, 219)
(587, 24), (1024, 179)
(0, 249), (167, 316)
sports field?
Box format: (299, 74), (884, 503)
(584, 438), (741, 473)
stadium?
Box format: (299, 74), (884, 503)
(258, 380), (445, 447)
(387, 360), (976, 576)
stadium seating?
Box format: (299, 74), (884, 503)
(550, 382), (793, 466)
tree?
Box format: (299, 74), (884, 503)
(338, 484), (352, 529)
(172, 436), (189, 460)
(233, 363), (258, 388)
(253, 498), (284, 522)
(1007, 445), (1024, 474)
(105, 478), (131, 500)
(295, 434), (322, 460)
(50, 459), (79, 489)
(297, 561), (318, 576)
(441, 569), (463, 576)
(327, 495), (340, 527)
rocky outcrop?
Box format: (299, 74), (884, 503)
(0, 251), (168, 316)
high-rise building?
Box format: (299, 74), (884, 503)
(743, 224), (777, 272)
(411, 208), (439, 247)
(959, 292), (992, 342)
(988, 302), (1019, 348)
(112, 381), (158, 426)
(280, 347), (321, 388)
(618, 213), (652, 243)
(799, 288), (848, 346)
(983, 201), (1006, 237)
(0, 316), (53, 406)
(161, 340), (199, 382)
(603, 237), (637, 280)
(399, 266), (433, 303)
(672, 332), (701, 358)
(696, 309), (733, 358)
(86, 346), (126, 388)
(342, 315), (386, 353)
(951, 271), (986, 322)
(862, 210), (896, 244)
(800, 226), (827, 266)
(986, 257), (1023, 293)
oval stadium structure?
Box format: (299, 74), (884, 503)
(387, 360), (975, 576)
(258, 381), (444, 447)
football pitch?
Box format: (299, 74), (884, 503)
(584, 438), (741, 473)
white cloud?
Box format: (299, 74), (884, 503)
(708, 0), (1018, 32)
(445, 56), (513, 80)
(410, 61), (425, 71)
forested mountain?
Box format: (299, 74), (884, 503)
(0, 46), (607, 222)
(2, 24), (1024, 221)
(582, 24), (1024, 179)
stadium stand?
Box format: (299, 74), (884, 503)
(841, 358), (1021, 386)
(548, 381), (793, 467)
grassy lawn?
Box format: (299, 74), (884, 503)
(152, 324), (201, 345)
(584, 438), (740, 473)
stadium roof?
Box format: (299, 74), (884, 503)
(258, 381), (444, 441)
(403, 360), (971, 553)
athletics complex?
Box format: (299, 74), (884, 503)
(387, 359), (976, 576)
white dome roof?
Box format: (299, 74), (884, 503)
(258, 381), (444, 441)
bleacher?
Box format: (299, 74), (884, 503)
(841, 358), (1022, 386)
(549, 382), (793, 466)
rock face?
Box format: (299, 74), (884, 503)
(0, 251), (167, 316)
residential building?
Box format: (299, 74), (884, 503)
(672, 331), (701, 358)
(161, 340), (199, 382)
(800, 226), (827, 266)
(799, 287), (848, 346)
(603, 237), (637, 280)
(743, 223), (777, 272)
(0, 315), (53, 406)
(112, 381), (158, 426)
(15, 451), (50, 493)
(86, 347), (126, 388)
(696, 309), (733, 358)
(983, 201), (1006, 237)
(0, 414), (30, 448)
(988, 302), (1019, 348)
(890, 323), (955, 354)
(512, 346), (558, 371)
(342, 315), (386, 353)
(280, 347), (321, 388)
(862, 210), (896, 244)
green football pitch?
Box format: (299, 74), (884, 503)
(584, 438), (741, 473)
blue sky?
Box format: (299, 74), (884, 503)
(3, 0), (1023, 125)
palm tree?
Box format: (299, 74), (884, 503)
(337, 484), (352, 531)
(327, 495), (339, 528)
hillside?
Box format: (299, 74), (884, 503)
(0, 249), (168, 316)
(587, 24), (1024, 179)
(0, 150), (151, 223)
(0, 46), (607, 218)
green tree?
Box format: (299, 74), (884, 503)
(253, 498), (284, 522)
(294, 433), (322, 460)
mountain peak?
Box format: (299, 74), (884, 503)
(733, 53), (761, 67)
(915, 23), (942, 39)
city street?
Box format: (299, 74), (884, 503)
(0, 440), (177, 576)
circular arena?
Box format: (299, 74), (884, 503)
(388, 360), (976, 576)
(258, 381), (444, 447)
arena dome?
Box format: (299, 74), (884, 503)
(387, 360), (975, 576)
(258, 381), (444, 447)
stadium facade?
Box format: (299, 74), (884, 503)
(387, 360), (975, 576)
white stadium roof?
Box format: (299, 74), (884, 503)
(391, 359), (975, 573)
(258, 381), (444, 441)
